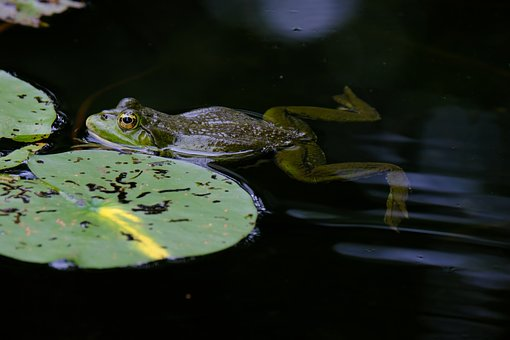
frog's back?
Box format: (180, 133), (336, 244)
(151, 106), (307, 159)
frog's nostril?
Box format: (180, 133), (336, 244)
(101, 114), (108, 120)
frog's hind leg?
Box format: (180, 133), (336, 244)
(264, 86), (381, 124)
(274, 142), (409, 228)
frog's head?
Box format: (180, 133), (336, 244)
(85, 98), (156, 148)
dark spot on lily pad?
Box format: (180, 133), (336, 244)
(150, 168), (171, 178)
(130, 170), (143, 179)
(168, 218), (190, 223)
(115, 172), (136, 188)
(34, 96), (48, 104)
(6, 188), (30, 204)
(121, 231), (139, 242)
(87, 183), (131, 204)
(35, 189), (58, 198)
(80, 221), (92, 229)
(13, 211), (23, 224)
(0, 207), (18, 215)
(35, 209), (57, 214)
(136, 191), (151, 199)
(132, 200), (171, 215)
(192, 192), (211, 197)
(159, 188), (190, 193)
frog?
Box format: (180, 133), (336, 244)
(85, 86), (409, 228)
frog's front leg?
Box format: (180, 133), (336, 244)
(157, 147), (176, 158)
(263, 86), (381, 124)
(274, 142), (409, 228)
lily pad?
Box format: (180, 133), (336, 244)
(0, 150), (258, 268)
(0, 0), (85, 27)
(0, 70), (57, 142)
(0, 143), (45, 170)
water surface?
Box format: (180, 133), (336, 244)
(1, 0), (509, 339)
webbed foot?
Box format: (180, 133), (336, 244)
(264, 86), (382, 123)
(383, 172), (410, 230)
(332, 86), (381, 121)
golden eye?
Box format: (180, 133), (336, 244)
(117, 111), (139, 130)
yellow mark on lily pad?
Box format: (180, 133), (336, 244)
(97, 206), (169, 260)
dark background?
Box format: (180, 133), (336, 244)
(1, 1), (510, 339)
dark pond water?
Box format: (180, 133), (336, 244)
(2, 0), (510, 339)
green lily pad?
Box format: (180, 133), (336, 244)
(0, 70), (57, 142)
(0, 143), (45, 170)
(0, 150), (258, 268)
(0, 0), (85, 27)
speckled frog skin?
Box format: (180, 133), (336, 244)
(86, 87), (409, 227)
(88, 101), (309, 161)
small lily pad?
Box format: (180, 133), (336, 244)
(0, 0), (85, 27)
(0, 143), (45, 170)
(0, 150), (258, 268)
(0, 70), (57, 142)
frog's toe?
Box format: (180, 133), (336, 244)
(383, 189), (409, 229)
(331, 86), (381, 121)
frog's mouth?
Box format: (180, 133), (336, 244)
(85, 130), (120, 147)
(85, 130), (158, 155)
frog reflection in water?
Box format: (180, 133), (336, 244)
(85, 87), (409, 227)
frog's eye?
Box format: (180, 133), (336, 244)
(117, 111), (140, 130)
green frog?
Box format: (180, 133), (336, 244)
(85, 87), (409, 227)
